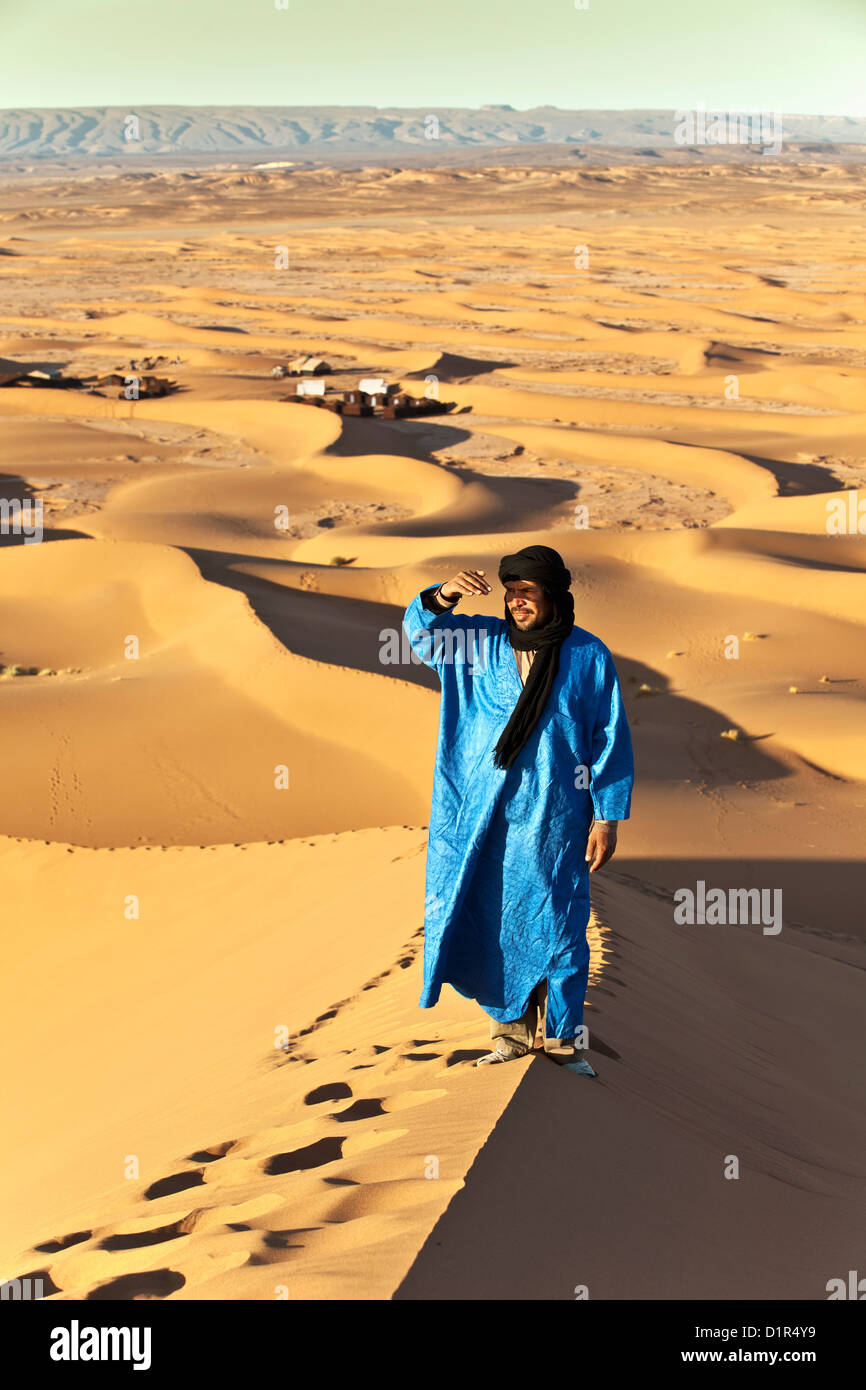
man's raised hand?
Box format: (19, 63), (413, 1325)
(440, 569), (491, 602)
(440, 569), (492, 602)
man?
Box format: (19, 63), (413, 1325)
(402, 544), (634, 1078)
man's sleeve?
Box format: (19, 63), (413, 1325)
(589, 647), (634, 822)
(402, 585), (465, 673)
(420, 584), (458, 615)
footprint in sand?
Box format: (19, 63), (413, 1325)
(329, 1098), (386, 1122)
(263, 1136), (345, 1174)
(144, 1170), (206, 1200)
(304, 1081), (353, 1104)
(349, 1044), (392, 1069)
(34, 1230), (91, 1254)
(24, 1192), (287, 1298)
(381, 1046), (471, 1074)
(99, 1220), (191, 1252)
(87, 1269), (186, 1300)
(6, 1265), (62, 1297)
(187, 1139), (237, 1163)
(245, 1228), (322, 1265)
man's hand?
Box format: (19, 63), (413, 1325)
(440, 569), (492, 603)
(585, 821), (618, 873)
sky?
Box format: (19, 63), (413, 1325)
(0, 0), (863, 115)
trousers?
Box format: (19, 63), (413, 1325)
(486, 978), (576, 1061)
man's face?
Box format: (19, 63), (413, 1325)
(504, 580), (553, 630)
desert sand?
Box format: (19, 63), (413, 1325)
(0, 160), (864, 1299)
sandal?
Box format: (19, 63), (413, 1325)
(476, 1041), (529, 1066)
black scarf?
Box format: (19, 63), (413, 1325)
(492, 545), (574, 771)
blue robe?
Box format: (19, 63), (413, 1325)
(403, 586), (634, 1039)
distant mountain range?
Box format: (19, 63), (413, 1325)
(1, 106), (864, 164)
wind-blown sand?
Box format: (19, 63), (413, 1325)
(1, 161), (864, 1299)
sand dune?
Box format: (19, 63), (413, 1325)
(1, 160), (864, 1299)
(3, 836), (861, 1300)
(0, 540), (433, 844)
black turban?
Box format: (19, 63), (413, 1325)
(492, 545), (575, 771)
